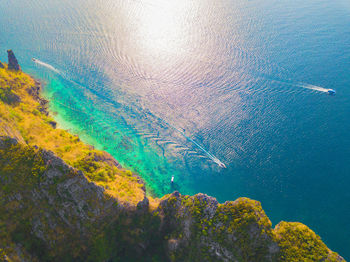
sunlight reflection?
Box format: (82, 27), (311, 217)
(133, 0), (193, 58)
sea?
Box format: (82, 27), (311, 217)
(1, 0), (349, 258)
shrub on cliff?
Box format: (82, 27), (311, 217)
(0, 87), (20, 104)
(274, 222), (343, 261)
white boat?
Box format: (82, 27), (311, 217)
(218, 162), (227, 168)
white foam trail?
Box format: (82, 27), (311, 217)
(163, 120), (226, 168)
(296, 83), (330, 93)
(32, 58), (85, 89)
(267, 78), (334, 94)
(32, 58), (61, 74)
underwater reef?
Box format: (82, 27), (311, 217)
(0, 51), (345, 261)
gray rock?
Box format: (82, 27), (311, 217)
(137, 196), (149, 212)
(7, 50), (21, 71)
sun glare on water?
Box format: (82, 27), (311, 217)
(133, 0), (193, 58)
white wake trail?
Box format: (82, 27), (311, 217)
(32, 58), (61, 74)
(163, 120), (226, 168)
(32, 58), (84, 89)
(296, 83), (331, 93)
(267, 78), (335, 94)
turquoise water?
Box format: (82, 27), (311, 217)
(1, 0), (350, 257)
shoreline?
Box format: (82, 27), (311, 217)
(0, 63), (148, 206)
(35, 73), (174, 198)
(32, 75), (150, 194)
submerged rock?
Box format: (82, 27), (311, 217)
(48, 120), (57, 128)
(7, 49), (21, 71)
(0, 61), (4, 68)
(26, 79), (50, 115)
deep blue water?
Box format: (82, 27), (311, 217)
(1, 0), (350, 258)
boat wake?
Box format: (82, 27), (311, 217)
(296, 83), (334, 93)
(163, 120), (226, 168)
(32, 58), (61, 74)
(266, 78), (335, 95)
(32, 58), (86, 89)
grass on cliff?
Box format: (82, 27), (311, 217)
(0, 66), (145, 206)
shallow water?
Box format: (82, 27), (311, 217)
(1, 0), (350, 257)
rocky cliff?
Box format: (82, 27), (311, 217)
(0, 52), (345, 262)
(7, 50), (21, 71)
(157, 192), (344, 262)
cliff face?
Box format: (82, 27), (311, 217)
(157, 193), (344, 262)
(158, 192), (279, 261)
(0, 52), (346, 262)
(0, 137), (120, 261)
(0, 136), (164, 261)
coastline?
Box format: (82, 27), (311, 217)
(37, 74), (175, 198)
(35, 77), (152, 197)
(0, 60), (345, 261)
(38, 76), (150, 194)
(0, 64), (147, 206)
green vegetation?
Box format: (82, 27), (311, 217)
(70, 150), (145, 204)
(0, 137), (46, 186)
(274, 222), (341, 262)
(0, 86), (20, 104)
(0, 138), (50, 261)
(156, 193), (343, 262)
(159, 194), (278, 261)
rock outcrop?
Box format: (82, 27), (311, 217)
(7, 50), (21, 71)
(157, 193), (279, 261)
(156, 192), (345, 262)
(26, 80), (49, 115)
(0, 136), (121, 260)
